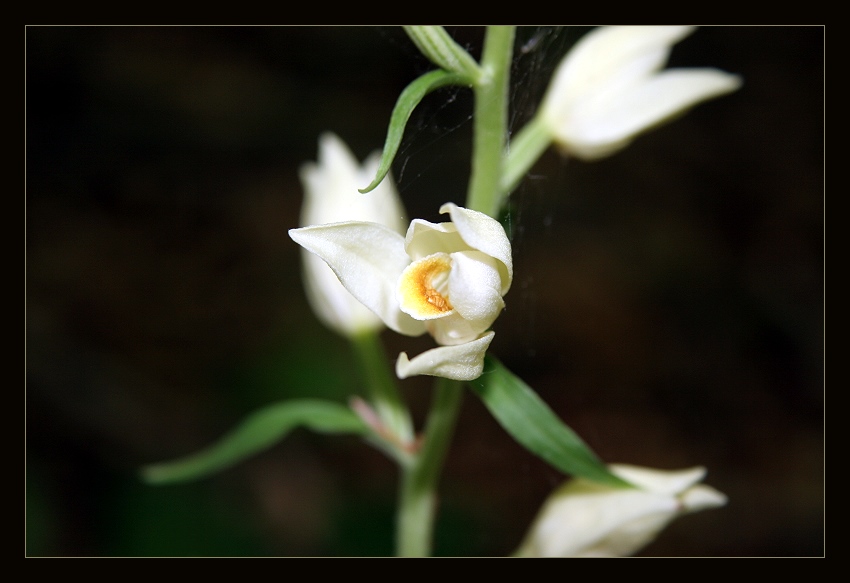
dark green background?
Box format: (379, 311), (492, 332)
(26, 26), (823, 556)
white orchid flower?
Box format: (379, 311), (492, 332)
(540, 26), (742, 161)
(297, 133), (408, 337)
(290, 203), (512, 381)
(515, 464), (727, 557)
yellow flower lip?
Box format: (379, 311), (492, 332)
(398, 253), (454, 320)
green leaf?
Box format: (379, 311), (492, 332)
(469, 357), (631, 488)
(359, 69), (470, 194)
(141, 399), (369, 485)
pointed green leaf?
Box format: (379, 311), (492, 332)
(141, 400), (368, 484)
(359, 69), (470, 194)
(469, 356), (630, 488)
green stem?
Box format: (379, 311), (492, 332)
(501, 113), (553, 196)
(396, 378), (464, 557)
(466, 26), (516, 217)
(350, 331), (414, 452)
(395, 26), (517, 557)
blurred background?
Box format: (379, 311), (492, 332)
(26, 26), (823, 556)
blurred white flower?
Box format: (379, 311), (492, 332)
(297, 133), (407, 337)
(515, 464), (727, 557)
(540, 26), (742, 160)
(290, 203), (512, 381)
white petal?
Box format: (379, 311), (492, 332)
(447, 250), (504, 323)
(563, 69), (743, 160)
(543, 26), (695, 123)
(516, 463), (727, 557)
(610, 464), (707, 496)
(300, 250), (384, 336)
(296, 133), (410, 337)
(404, 218), (467, 260)
(299, 133), (360, 222)
(680, 484), (728, 513)
(529, 482), (678, 557)
(440, 203), (513, 293)
(540, 26), (741, 162)
(357, 151), (408, 234)
(577, 505), (678, 557)
(289, 222), (426, 337)
(395, 331), (495, 380)
(300, 133), (407, 232)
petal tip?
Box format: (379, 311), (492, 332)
(439, 202), (458, 215)
(395, 352), (413, 379)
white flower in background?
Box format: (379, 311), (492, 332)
(297, 133), (407, 337)
(515, 464), (727, 557)
(540, 26), (742, 161)
(290, 203), (512, 381)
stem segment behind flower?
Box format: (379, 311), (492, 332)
(466, 26), (515, 218)
(395, 26), (516, 557)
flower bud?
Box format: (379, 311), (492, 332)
(540, 26), (742, 161)
(298, 133), (407, 337)
(515, 464), (727, 557)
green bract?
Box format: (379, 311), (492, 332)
(403, 26), (482, 80)
(359, 70), (470, 195)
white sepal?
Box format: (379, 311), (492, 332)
(289, 222), (426, 337)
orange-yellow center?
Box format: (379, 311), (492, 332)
(398, 254), (453, 319)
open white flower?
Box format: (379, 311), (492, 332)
(515, 464), (727, 557)
(540, 26), (742, 161)
(297, 133), (407, 337)
(290, 203), (512, 381)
